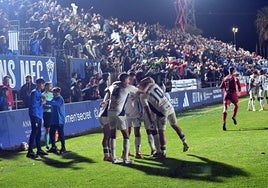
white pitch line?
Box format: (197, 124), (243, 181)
(177, 97), (249, 120)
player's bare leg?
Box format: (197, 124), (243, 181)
(121, 129), (133, 164)
(222, 103), (228, 131)
(145, 129), (156, 155)
(232, 102), (238, 125)
(171, 124), (189, 152)
(157, 129), (166, 158)
(110, 128), (122, 164)
(134, 127), (142, 158)
(102, 124), (111, 161)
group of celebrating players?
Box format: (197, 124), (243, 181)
(247, 69), (268, 112)
(98, 71), (189, 164)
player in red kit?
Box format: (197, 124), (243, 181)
(219, 67), (241, 131)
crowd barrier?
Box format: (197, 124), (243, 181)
(0, 99), (101, 149)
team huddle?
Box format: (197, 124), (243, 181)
(247, 69), (268, 112)
(98, 71), (189, 164)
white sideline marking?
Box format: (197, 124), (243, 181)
(177, 98), (249, 120)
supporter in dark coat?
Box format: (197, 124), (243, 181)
(20, 75), (36, 108)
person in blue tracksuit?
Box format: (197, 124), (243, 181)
(27, 78), (48, 159)
(46, 87), (66, 154)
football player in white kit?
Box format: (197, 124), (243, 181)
(107, 73), (138, 164)
(98, 88), (112, 162)
(138, 75), (189, 158)
(247, 70), (259, 111)
(139, 92), (161, 156)
(258, 69), (267, 111)
(125, 71), (143, 158)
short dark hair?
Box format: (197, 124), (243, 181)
(44, 82), (52, 87)
(3, 75), (10, 80)
(135, 71), (145, 82)
(52, 87), (61, 93)
(118, 73), (129, 82)
(229, 67), (235, 73)
(128, 71), (136, 77)
(36, 78), (45, 84)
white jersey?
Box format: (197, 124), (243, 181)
(139, 93), (156, 128)
(140, 84), (173, 117)
(108, 84), (138, 116)
(248, 74), (259, 97)
(125, 85), (142, 118)
(258, 74), (267, 98)
(258, 75), (266, 90)
(249, 74), (258, 89)
(99, 91), (109, 117)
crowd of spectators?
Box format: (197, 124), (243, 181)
(0, 0), (268, 107)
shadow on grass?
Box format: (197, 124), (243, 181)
(39, 151), (96, 169)
(228, 127), (268, 131)
(123, 154), (249, 183)
(0, 150), (96, 170)
(0, 150), (25, 160)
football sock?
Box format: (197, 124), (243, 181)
(44, 133), (50, 147)
(153, 134), (161, 153)
(252, 100), (256, 111)
(147, 134), (155, 152)
(135, 136), (141, 154)
(260, 99), (264, 109)
(180, 136), (187, 144)
(103, 147), (109, 157)
(248, 99), (252, 110)
(161, 145), (166, 155)
(123, 139), (130, 160)
(110, 139), (116, 160)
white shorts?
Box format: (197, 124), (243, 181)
(143, 112), (156, 130)
(259, 89), (265, 98)
(156, 109), (177, 130)
(99, 116), (109, 128)
(108, 115), (127, 130)
(249, 88), (257, 99)
(126, 118), (141, 128)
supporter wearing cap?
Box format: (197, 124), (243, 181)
(46, 86), (67, 154)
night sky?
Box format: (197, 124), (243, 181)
(59, 0), (268, 52)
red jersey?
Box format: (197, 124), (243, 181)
(219, 74), (241, 104)
(220, 74), (241, 94)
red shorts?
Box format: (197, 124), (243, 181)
(223, 92), (238, 105)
